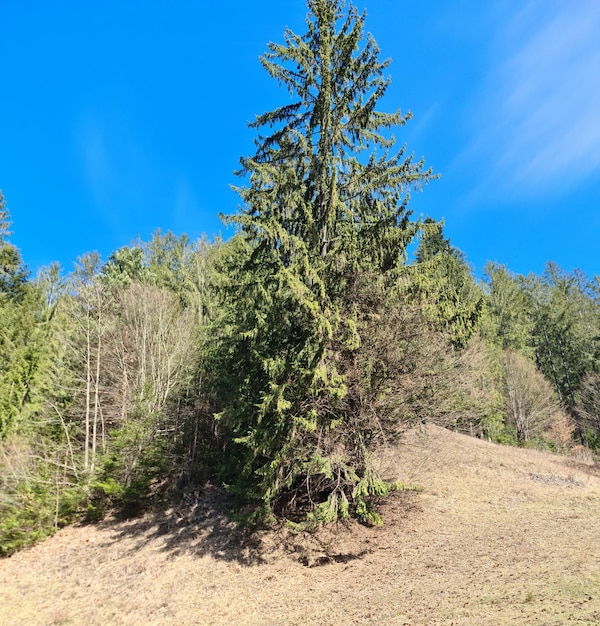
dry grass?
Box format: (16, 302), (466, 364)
(1, 424), (600, 625)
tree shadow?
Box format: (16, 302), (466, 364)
(95, 483), (269, 566)
(91, 483), (418, 567)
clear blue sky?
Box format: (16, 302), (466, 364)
(2, 0), (599, 279)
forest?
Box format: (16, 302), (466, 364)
(1, 0), (599, 556)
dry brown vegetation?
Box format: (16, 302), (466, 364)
(1, 424), (600, 625)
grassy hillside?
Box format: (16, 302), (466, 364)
(1, 425), (599, 625)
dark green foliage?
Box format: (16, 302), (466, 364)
(0, 245), (85, 554)
(88, 410), (172, 515)
(483, 261), (600, 444)
(102, 231), (218, 323)
(0, 191), (29, 303)
(214, 0), (435, 525)
(415, 217), (453, 263)
(0, 245), (29, 303)
(483, 262), (534, 355)
(412, 220), (484, 348)
(102, 245), (151, 286)
(0, 195), (57, 437)
(524, 264), (599, 439)
(0, 433), (84, 556)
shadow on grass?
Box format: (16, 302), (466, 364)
(93, 482), (387, 567)
(94, 483), (270, 565)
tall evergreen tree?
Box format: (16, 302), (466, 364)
(0, 191), (29, 303)
(483, 262), (534, 355)
(215, 0), (435, 524)
(0, 191), (46, 435)
(525, 264), (599, 441)
(412, 219), (483, 348)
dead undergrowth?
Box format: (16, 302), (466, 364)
(1, 424), (600, 625)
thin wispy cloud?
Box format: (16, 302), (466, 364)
(78, 118), (112, 202)
(465, 0), (600, 200)
(75, 111), (150, 244)
(173, 177), (201, 230)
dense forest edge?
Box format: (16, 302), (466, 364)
(1, 0), (599, 556)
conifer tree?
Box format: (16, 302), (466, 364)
(413, 219), (483, 348)
(525, 264), (598, 441)
(0, 191), (29, 303)
(0, 191), (45, 435)
(216, 0), (435, 524)
(483, 262), (534, 355)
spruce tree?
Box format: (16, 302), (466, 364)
(216, 0), (435, 525)
(413, 219), (483, 348)
(0, 191), (29, 303)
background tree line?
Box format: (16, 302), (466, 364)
(1, 0), (599, 553)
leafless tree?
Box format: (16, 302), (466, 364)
(502, 350), (562, 445)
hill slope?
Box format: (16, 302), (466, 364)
(1, 425), (600, 625)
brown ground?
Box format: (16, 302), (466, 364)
(2, 425), (600, 625)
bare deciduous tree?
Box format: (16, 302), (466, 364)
(577, 372), (600, 440)
(502, 350), (562, 445)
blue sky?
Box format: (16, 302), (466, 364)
(2, 0), (599, 279)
